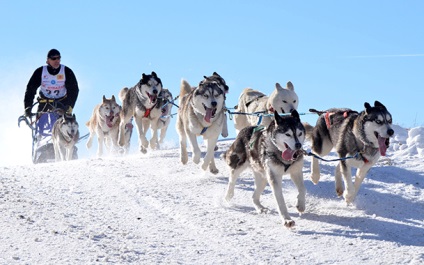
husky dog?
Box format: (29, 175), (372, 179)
(234, 82), (298, 133)
(118, 71), (163, 153)
(155, 88), (173, 145)
(176, 73), (227, 174)
(308, 101), (394, 204)
(201, 72), (229, 138)
(86, 95), (122, 156)
(52, 113), (80, 162)
(224, 110), (306, 228)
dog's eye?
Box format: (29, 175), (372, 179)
(283, 100), (287, 103)
(285, 133), (291, 137)
(293, 100), (297, 103)
(375, 120), (382, 124)
(203, 94), (209, 99)
(298, 132), (303, 137)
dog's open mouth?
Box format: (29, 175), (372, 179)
(203, 104), (217, 123)
(147, 92), (158, 104)
(282, 143), (302, 161)
(106, 114), (115, 128)
(161, 106), (169, 116)
(374, 132), (390, 156)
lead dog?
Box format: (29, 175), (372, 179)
(86, 95), (122, 156)
(308, 101), (394, 204)
(118, 71), (163, 153)
(233, 81), (298, 133)
(52, 113), (80, 162)
(176, 73), (227, 174)
(224, 110), (306, 228)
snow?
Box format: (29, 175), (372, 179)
(1, 126), (423, 264)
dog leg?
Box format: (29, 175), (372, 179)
(159, 126), (167, 145)
(352, 164), (373, 201)
(96, 131), (105, 157)
(133, 117), (147, 154)
(252, 172), (269, 213)
(149, 120), (159, 150)
(86, 131), (94, 149)
(202, 138), (219, 173)
(221, 113), (228, 138)
(290, 170), (306, 213)
(179, 133), (188, 165)
(225, 168), (242, 201)
(188, 133), (201, 164)
(310, 156), (321, 184)
(267, 170), (295, 228)
(54, 143), (61, 162)
(340, 161), (355, 204)
(66, 147), (73, 161)
(335, 163), (344, 197)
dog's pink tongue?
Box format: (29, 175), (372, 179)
(378, 136), (388, 156)
(106, 115), (114, 128)
(204, 108), (212, 123)
(282, 148), (296, 161)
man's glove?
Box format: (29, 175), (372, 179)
(24, 107), (32, 117)
(66, 106), (73, 115)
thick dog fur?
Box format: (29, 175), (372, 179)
(52, 114), (80, 162)
(176, 72), (227, 174)
(233, 82), (298, 133)
(308, 101), (394, 204)
(118, 71), (164, 153)
(224, 110), (306, 228)
(155, 88), (173, 145)
(86, 95), (122, 156)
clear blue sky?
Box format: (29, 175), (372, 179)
(1, 1), (423, 162)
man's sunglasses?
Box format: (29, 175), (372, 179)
(49, 56), (61, 61)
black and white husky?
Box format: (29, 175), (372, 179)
(176, 73), (227, 174)
(224, 110), (306, 228)
(118, 71), (163, 153)
(308, 101), (394, 204)
(52, 113), (80, 162)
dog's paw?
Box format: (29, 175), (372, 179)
(284, 220), (295, 228)
(209, 166), (219, 175)
(193, 154), (201, 164)
(139, 146), (147, 154)
(256, 207), (270, 214)
(310, 173), (320, 185)
(296, 202), (305, 213)
(224, 191), (234, 202)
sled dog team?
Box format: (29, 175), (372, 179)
(52, 71), (394, 228)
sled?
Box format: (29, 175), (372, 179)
(18, 100), (79, 164)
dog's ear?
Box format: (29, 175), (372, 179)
(286, 81), (294, 91)
(364, 102), (372, 113)
(374, 100), (386, 110)
(102, 95), (106, 102)
(111, 95), (116, 102)
(151, 71), (157, 77)
(274, 110), (283, 125)
(275, 83), (284, 91)
(291, 109), (300, 120)
(213, 72), (220, 77)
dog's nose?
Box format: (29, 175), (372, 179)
(387, 128), (394, 136)
(153, 89), (158, 95)
(211, 101), (217, 107)
(295, 142), (302, 149)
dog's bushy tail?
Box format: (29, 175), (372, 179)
(119, 87), (129, 102)
(303, 122), (314, 141)
(180, 79), (192, 99)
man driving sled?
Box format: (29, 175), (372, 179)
(23, 49), (80, 163)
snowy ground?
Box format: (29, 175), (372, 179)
(0, 125), (423, 264)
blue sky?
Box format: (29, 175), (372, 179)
(1, 1), (423, 164)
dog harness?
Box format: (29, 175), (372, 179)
(41, 64), (67, 99)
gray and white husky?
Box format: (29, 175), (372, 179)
(86, 95), (122, 156)
(176, 73), (227, 174)
(224, 110), (306, 228)
(52, 113), (80, 162)
(155, 88), (173, 146)
(308, 101), (394, 204)
(233, 81), (298, 133)
(118, 71), (163, 153)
